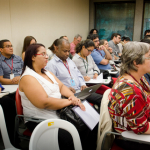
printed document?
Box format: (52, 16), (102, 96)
(85, 73), (103, 84)
(72, 100), (100, 130)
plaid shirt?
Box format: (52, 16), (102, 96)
(108, 76), (150, 134)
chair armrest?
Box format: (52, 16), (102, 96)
(121, 131), (150, 144)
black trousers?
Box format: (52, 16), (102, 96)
(86, 92), (102, 112)
(86, 92), (102, 106)
(26, 121), (98, 150)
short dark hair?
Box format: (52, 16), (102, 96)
(87, 34), (99, 41)
(111, 33), (121, 40)
(75, 39), (95, 53)
(0, 39), (10, 48)
(22, 43), (45, 75)
(144, 30), (150, 36)
(22, 36), (36, 53)
(57, 38), (70, 50)
(141, 38), (150, 44)
(144, 35), (150, 39)
(48, 39), (59, 52)
(121, 36), (130, 41)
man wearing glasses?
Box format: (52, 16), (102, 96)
(88, 34), (112, 71)
(108, 33), (122, 57)
(0, 39), (23, 85)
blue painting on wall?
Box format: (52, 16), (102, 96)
(143, 2), (150, 38)
(95, 2), (135, 41)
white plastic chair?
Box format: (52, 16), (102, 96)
(29, 119), (82, 150)
(99, 89), (150, 150)
(121, 130), (150, 144)
(0, 105), (20, 150)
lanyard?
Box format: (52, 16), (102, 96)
(96, 49), (102, 56)
(79, 52), (88, 74)
(128, 73), (150, 92)
(82, 58), (88, 74)
(4, 59), (13, 73)
(63, 60), (72, 78)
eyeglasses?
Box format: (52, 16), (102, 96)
(93, 40), (99, 43)
(36, 53), (48, 57)
(87, 49), (93, 53)
(144, 57), (150, 60)
(3, 45), (13, 48)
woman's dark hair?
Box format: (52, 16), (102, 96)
(121, 36), (130, 41)
(22, 36), (36, 53)
(75, 39), (95, 53)
(48, 39), (59, 52)
(22, 43), (45, 75)
(89, 29), (98, 35)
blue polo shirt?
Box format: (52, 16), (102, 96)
(91, 49), (111, 70)
(0, 54), (23, 79)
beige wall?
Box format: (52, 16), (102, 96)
(89, 0), (144, 41)
(0, 0), (89, 56)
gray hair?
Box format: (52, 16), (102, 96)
(120, 41), (150, 76)
(57, 38), (70, 50)
(99, 39), (107, 46)
(74, 34), (82, 39)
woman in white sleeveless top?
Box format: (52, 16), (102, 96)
(19, 43), (85, 150)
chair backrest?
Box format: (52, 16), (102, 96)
(96, 84), (111, 95)
(15, 88), (23, 115)
(0, 105), (20, 150)
(29, 119), (82, 150)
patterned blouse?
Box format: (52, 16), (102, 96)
(108, 76), (150, 134)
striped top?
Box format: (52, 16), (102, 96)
(108, 76), (150, 134)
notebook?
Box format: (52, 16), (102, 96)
(74, 83), (102, 100)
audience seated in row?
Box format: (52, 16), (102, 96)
(47, 39), (59, 61)
(19, 43), (98, 150)
(144, 29), (150, 38)
(72, 39), (100, 81)
(141, 38), (150, 85)
(45, 39), (102, 107)
(99, 39), (116, 62)
(108, 41), (150, 149)
(22, 36), (36, 61)
(108, 33), (122, 58)
(89, 28), (98, 35)
(87, 34), (112, 71)
(119, 36), (130, 52)
(70, 34), (82, 56)
(0, 39), (23, 85)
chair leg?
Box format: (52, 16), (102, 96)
(14, 116), (20, 147)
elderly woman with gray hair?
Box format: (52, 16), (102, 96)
(108, 41), (150, 150)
